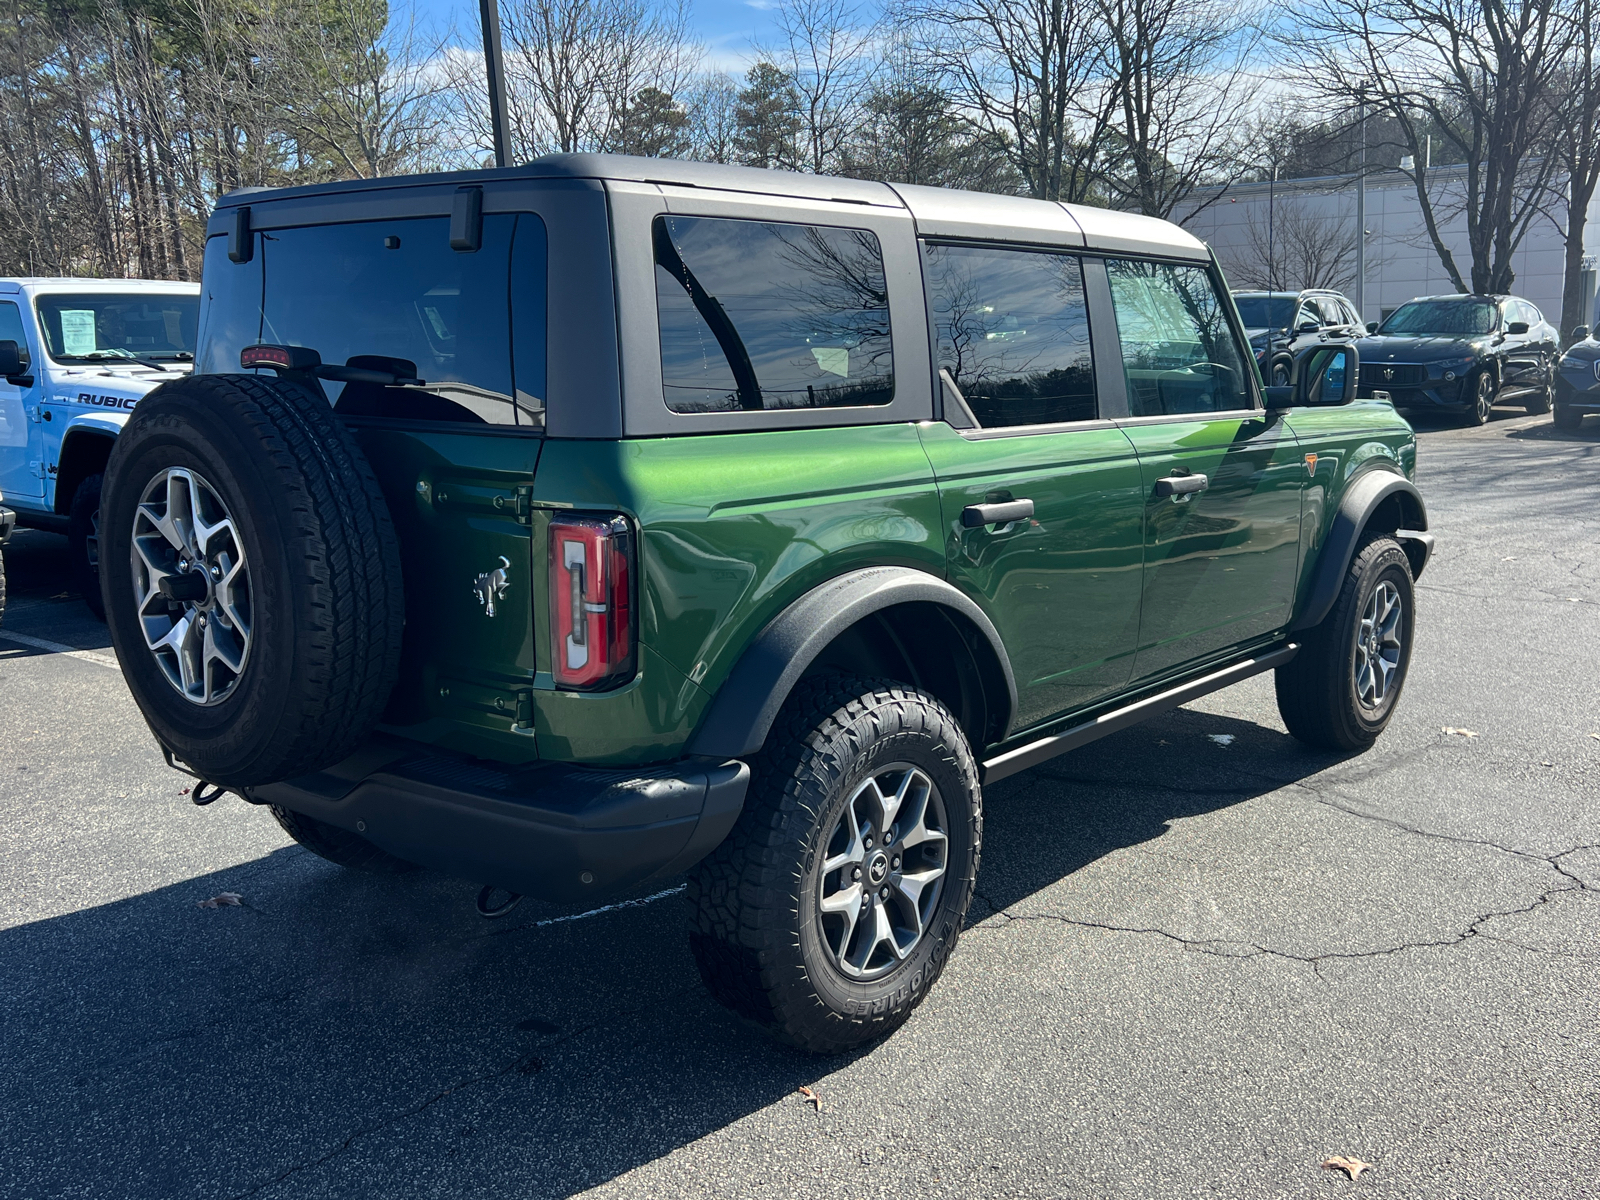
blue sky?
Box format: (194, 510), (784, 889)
(421, 0), (786, 74)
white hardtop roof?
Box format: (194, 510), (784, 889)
(888, 183), (1210, 261)
(0, 277), (200, 296)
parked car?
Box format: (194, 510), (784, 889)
(1553, 324), (1600, 432)
(1356, 293), (1560, 425)
(0, 487), (12, 623)
(100, 156), (1431, 1053)
(0, 278), (199, 616)
(1234, 289), (1364, 387)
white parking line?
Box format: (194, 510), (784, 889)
(0, 630), (121, 671)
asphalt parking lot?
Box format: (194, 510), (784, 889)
(2, 406), (1596, 1200)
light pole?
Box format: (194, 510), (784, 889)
(479, 0), (513, 168)
(1354, 91), (1367, 321)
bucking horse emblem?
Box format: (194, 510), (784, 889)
(474, 556), (512, 617)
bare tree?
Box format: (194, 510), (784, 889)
(1549, 0), (1599, 341)
(1094, 0), (1257, 219)
(896, 0), (1117, 201)
(761, 0), (872, 174)
(1226, 197), (1362, 290)
(1292, 0), (1572, 294)
(685, 71), (739, 163)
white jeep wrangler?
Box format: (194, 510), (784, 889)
(0, 279), (198, 615)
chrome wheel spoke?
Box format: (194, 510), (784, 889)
(130, 467), (253, 706)
(1355, 581), (1404, 709)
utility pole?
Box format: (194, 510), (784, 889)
(1355, 93), (1367, 321)
(479, 0), (513, 168)
(1268, 163), (1276, 290)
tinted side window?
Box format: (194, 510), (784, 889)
(1106, 259), (1252, 417)
(654, 214), (893, 413)
(924, 243), (1096, 428)
(256, 214), (542, 426)
(0, 301), (25, 348)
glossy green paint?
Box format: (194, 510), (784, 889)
(358, 422), (945, 764)
(1119, 414), (1306, 680)
(916, 419), (1146, 730)
(1282, 399), (1418, 621)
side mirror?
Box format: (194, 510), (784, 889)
(1506, 321), (1529, 335)
(1572, 326), (1590, 342)
(0, 339), (32, 385)
(1296, 321), (1320, 334)
(1365, 321), (1378, 333)
(1267, 342), (1359, 410)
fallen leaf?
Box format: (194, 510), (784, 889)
(1320, 1156), (1374, 1180)
(197, 892), (243, 909)
(1208, 734), (1235, 746)
(1589, 733), (1600, 741)
(1441, 727), (1478, 738)
(797, 1085), (822, 1112)
(180, 786), (190, 795)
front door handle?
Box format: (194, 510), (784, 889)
(1154, 473), (1209, 497)
(961, 499), (1035, 528)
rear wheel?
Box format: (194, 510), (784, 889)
(689, 676), (982, 1053)
(1276, 535), (1415, 752)
(1553, 404), (1584, 432)
(68, 473), (104, 620)
(1465, 370), (1495, 425)
(1524, 380), (1553, 415)
(270, 806), (417, 873)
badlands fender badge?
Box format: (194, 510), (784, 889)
(1304, 453), (1319, 476)
(473, 556), (511, 617)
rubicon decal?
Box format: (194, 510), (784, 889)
(75, 392), (140, 409)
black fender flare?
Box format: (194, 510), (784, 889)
(685, 566), (1018, 760)
(1292, 468), (1431, 632)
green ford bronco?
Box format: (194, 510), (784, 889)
(101, 155), (1431, 1051)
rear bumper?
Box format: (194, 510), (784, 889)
(0, 505), (14, 544)
(246, 738), (749, 902)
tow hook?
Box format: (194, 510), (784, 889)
(476, 885), (523, 919)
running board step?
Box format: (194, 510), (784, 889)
(980, 644), (1300, 784)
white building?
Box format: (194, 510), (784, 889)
(1175, 164), (1600, 333)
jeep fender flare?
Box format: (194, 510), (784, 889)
(1292, 468), (1431, 633)
(54, 422), (119, 513)
(686, 566), (1018, 760)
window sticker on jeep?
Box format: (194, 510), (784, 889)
(59, 311), (97, 356)
(653, 214), (894, 413)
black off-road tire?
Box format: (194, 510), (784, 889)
(1276, 535), (1416, 752)
(689, 676), (982, 1054)
(0, 545), (7, 626)
(270, 805), (417, 873)
(68, 473), (105, 620)
(101, 373), (404, 787)
(1553, 404), (1583, 432)
(1465, 370), (1495, 426)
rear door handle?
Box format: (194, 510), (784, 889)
(961, 499), (1035, 528)
(1154, 473), (1209, 497)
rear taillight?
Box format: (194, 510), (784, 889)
(548, 513), (635, 691)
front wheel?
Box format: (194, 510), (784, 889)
(1276, 535), (1416, 752)
(1465, 370), (1495, 425)
(68, 473), (104, 620)
(689, 677), (982, 1053)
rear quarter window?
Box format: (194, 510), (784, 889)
(653, 214), (894, 413)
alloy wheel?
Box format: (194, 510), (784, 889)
(130, 467), (253, 705)
(816, 764), (950, 981)
(1354, 580), (1404, 710)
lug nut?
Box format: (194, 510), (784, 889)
(210, 564), (222, 580)
(892, 857), (901, 869)
(880, 887), (890, 900)
(864, 836), (873, 849)
(852, 867), (862, 880)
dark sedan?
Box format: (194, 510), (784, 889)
(1554, 324), (1600, 432)
(1356, 294), (1561, 426)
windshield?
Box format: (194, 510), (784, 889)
(1378, 299), (1496, 337)
(1233, 296), (1296, 330)
(35, 293), (198, 364)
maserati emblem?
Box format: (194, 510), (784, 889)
(1382, 367), (1395, 381)
(473, 556), (511, 617)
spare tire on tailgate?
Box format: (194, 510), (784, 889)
(102, 373), (404, 787)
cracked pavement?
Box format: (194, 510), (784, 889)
(2, 408), (1597, 1198)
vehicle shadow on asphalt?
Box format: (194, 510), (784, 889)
(0, 705), (1348, 1198)
(0, 528), (112, 650)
